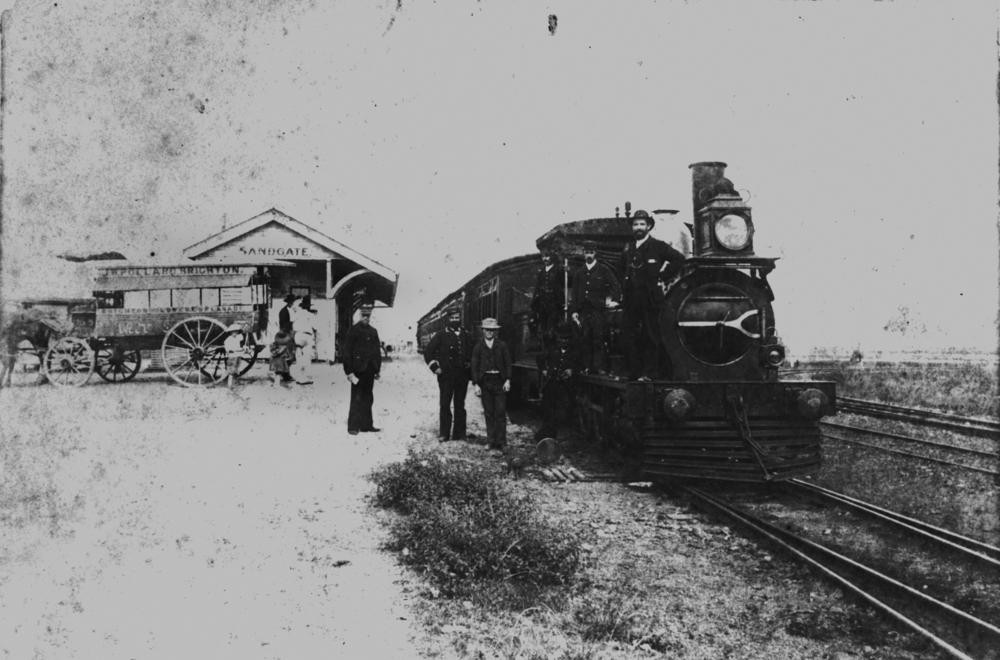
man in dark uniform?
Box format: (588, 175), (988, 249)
(342, 304), (382, 435)
(470, 317), (511, 450)
(278, 294), (297, 334)
(530, 248), (567, 351)
(570, 241), (621, 374)
(535, 322), (581, 440)
(424, 310), (472, 441)
(620, 210), (686, 381)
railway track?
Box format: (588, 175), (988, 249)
(837, 396), (1000, 440)
(681, 483), (1000, 659)
(820, 423), (1000, 477)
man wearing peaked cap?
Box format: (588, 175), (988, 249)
(425, 309), (472, 441)
(470, 317), (511, 450)
(620, 209), (686, 380)
(571, 241), (620, 374)
(535, 321), (581, 440)
(530, 247), (567, 352)
(343, 303), (382, 435)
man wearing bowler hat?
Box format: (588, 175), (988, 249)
(571, 241), (620, 374)
(425, 309), (472, 441)
(619, 210), (686, 381)
(470, 317), (511, 450)
(343, 303), (382, 435)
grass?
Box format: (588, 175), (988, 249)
(369, 448), (583, 605)
(814, 362), (998, 418)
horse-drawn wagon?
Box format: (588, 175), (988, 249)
(3, 262), (286, 388)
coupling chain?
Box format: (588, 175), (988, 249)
(727, 392), (773, 481)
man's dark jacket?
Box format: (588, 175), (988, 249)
(531, 265), (567, 320)
(342, 322), (382, 376)
(470, 339), (511, 384)
(425, 328), (472, 377)
(571, 261), (620, 313)
(619, 237), (686, 309)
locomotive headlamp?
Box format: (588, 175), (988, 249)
(761, 344), (785, 367)
(714, 214), (751, 251)
(796, 388), (829, 419)
(662, 389), (696, 423)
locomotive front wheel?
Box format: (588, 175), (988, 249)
(42, 337), (95, 387)
(161, 317), (229, 387)
(95, 345), (142, 382)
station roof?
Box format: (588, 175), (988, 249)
(182, 208), (399, 306)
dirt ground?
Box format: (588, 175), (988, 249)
(0, 355), (430, 659)
(2, 354), (936, 659)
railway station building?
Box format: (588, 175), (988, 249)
(182, 208), (398, 361)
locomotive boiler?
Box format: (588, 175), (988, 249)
(417, 162), (836, 482)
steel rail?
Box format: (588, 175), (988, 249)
(785, 479), (1000, 568)
(821, 420), (998, 461)
(821, 431), (1000, 477)
(838, 397), (1000, 439)
(684, 486), (1000, 660)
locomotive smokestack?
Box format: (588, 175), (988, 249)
(689, 162), (729, 216)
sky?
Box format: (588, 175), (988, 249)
(1, 0), (998, 353)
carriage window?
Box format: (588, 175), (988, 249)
(201, 288), (220, 307)
(172, 288), (200, 308)
(123, 290), (150, 309)
(220, 287), (252, 306)
(95, 291), (123, 309)
(149, 289), (172, 308)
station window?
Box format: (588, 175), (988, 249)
(123, 290), (150, 309)
(149, 289), (172, 309)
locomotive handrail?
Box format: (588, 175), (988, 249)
(676, 309), (761, 339)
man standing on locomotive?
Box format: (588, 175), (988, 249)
(620, 210), (686, 381)
(470, 317), (511, 450)
(530, 248), (567, 351)
(571, 241), (621, 374)
(342, 303), (382, 435)
(425, 310), (472, 442)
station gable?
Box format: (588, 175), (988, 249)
(196, 221), (342, 262)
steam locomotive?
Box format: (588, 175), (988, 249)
(417, 162), (836, 482)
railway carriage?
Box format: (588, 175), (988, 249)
(417, 162), (837, 482)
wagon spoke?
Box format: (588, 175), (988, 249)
(182, 323), (197, 348)
(166, 334), (198, 351)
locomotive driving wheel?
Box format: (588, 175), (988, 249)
(42, 337), (95, 387)
(161, 317), (229, 387)
(95, 344), (142, 382)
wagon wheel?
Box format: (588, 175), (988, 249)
(196, 337), (261, 380)
(95, 344), (142, 382)
(42, 337), (95, 387)
(161, 317), (229, 387)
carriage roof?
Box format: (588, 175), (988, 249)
(92, 261), (292, 291)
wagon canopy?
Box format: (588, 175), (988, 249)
(92, 263), (284, 291)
